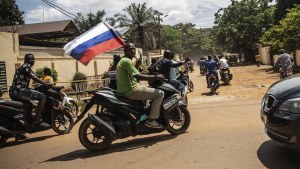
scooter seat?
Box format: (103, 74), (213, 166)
(0, 100), (25, 109)
(116, 95), (145, 107)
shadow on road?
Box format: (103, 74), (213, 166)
(43, 133), (178, 162)
(0, 134), (59, 148)
(257, 140), (300, 169)
(201, 92), (219, 96)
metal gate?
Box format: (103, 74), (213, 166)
(0, 61), (7, 92)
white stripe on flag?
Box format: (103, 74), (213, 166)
(63, 21), (112, 55)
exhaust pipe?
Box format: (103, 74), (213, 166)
(88, 114), (116, 139)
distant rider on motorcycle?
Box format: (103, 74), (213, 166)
(205, 55), (219, 88)
(9, 54), (53, 131)
(198, 57), (206, 75)
(117, 43), (165, 129)
(219, 55), (230, 81)
(158, 51), (190, 95)
(275, 49), (293, 79)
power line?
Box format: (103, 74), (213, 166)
(41, 0), (76, 19)
(43, 0), (77, 17)
(46, 0), (82, 14)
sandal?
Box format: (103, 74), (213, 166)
(145, 120), (163, 129)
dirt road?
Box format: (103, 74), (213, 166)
(1, 65), (300, 169)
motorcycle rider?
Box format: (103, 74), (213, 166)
(219, 55), (230, 81)
(205, 55), (219, 88)
(198, 57), (206, 75)
(275, 49), (293, 79)
(117, 43), (165, 129)
(108, 54), (121, 89)
(9, 54), (52, 128)
(159, 50), (190, 95)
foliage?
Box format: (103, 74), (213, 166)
(261, 5), (300, 54)
(0, 0), (24, 26)
(273, 0), (300, 25)
(213, 0), (274, 62)
(34, 67), (58, 82)
(74, 10), (106, 33)
(161, 25), (185, 53)
(71, 72), (87, 91)
(161, 23), (216, 57)
(114, 3), (160, 50)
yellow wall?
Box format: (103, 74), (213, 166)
(0, 32), (19, 87)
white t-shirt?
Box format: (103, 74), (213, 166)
(219, 58), (229, 69)
(170, 60), (181, 80)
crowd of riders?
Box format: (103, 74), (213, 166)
(5, 42), (293, 141)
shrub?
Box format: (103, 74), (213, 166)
(71, 72), (87, 91)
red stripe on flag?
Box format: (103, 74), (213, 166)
(79, 38), (124, 66)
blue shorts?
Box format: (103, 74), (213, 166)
(10, 88), (45, 102)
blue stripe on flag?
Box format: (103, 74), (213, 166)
(70, 29), (118, 60)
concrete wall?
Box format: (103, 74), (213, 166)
(0, 32), (19, 87)
(296, 50), (300, 66)
(258, 45), (271, 65)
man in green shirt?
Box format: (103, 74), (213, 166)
(117, 43), (165, 128)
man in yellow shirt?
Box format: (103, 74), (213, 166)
(255, 54), (260, 67)
(40, 68), (54, 84)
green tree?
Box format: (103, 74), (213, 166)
(261, 5), (300, 54)
(0, 0), (24, 26)
(114, 3), (159, 50)
(74, 10), (106, 33)
(213, 0), (274, 62)
(273, 0), (300, 25)
(161, 25), (184, 53)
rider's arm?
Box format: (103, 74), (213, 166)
(134, 74), (165, 81)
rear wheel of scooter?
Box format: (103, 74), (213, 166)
(188, 80), (194, 92)
(52, 109), (74, 135)
(68, 100), (79, 118)
(79, 117), (113, 151)
(167, 105), (191, 135)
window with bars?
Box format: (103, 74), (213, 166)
(0, 61), (7, 92)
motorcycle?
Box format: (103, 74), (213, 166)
(0, 85), (74, 144)
(220, 68), (233, 85)
(279, 67), (293, 79)
(207, 72), (219, 94)
(177, 71), (194, 106)
(58, 89), (78, 118)
(200, 66), (206, 76)
(77, 83), (191, 151)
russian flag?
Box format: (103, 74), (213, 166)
(64, 21), (125, 66)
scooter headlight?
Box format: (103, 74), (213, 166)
(279, 98), (300, 113)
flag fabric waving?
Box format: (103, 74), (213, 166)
(64, 21), (125, 66)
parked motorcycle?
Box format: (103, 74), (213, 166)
(0, 85), (74, 144)
(220, 68), (233, 85)
(77, 83), (191, 151)
(207, 73), (219, 94)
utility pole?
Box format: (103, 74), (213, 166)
(157, 12), (167, 53)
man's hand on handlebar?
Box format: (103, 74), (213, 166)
(154, 74), (166, 81)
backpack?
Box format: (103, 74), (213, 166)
(147, 59), (163, 86)
(148, 59), (163, 75)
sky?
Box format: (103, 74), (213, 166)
(16, 0), (234, 28)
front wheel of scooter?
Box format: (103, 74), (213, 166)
(78, 118), (113, 151)
(167, 106), (191, 135)
(52, 109), (74, 135)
